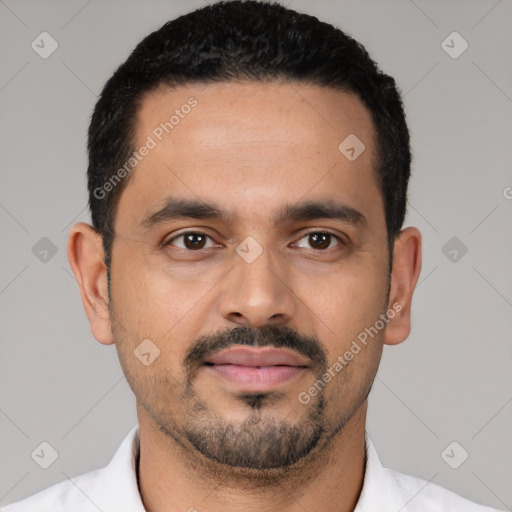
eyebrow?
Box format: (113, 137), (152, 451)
(141, 196), (368, 229)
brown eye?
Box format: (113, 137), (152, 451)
(310, 232), (331, 249)
(166, 232), (214, 250)
(295, 232), (341, 250)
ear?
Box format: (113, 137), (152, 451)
(67, 222), (114, 345)
(384, 226), (422, 346)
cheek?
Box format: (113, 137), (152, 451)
(325, 338), (382, 410)
(115, 336), (183, 417)
(110, 245), (210, 334)
(300, 255), (388, 337)
(299, 255), (387, 400)
(109, 251), (220, 381)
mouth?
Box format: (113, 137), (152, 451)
(202, 346), (309, 392)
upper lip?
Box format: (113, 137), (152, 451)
(204, 346), (309, 367)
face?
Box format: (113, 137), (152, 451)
(73, 81), (417, 474)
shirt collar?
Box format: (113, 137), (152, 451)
(92, 424), (145, 511)
(354, 432), (405, 511)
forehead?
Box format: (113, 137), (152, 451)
(116, 81), (382, 232)
(135, 81), (375, 157)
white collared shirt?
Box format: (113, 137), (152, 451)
(2, 425), (503, 512)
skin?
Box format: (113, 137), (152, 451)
(68, 81), (422, 512)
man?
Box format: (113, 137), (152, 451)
(3, 1), (504, 511)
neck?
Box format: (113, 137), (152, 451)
(137, 402), (367, 512)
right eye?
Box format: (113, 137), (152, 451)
(164, 232), (217, 251)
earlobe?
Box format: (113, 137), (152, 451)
(67, 222), (114, 345)
(384, 227), (422, 346)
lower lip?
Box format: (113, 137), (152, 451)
(204, 364), (307, 391)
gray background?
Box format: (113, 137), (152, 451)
(1, 0), (511, 509)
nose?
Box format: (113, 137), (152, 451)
(218, 244), (297, 328)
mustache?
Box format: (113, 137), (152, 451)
(184, 324), (328, 379)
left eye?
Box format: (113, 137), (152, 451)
(166, 232), (216, 250)
(294, 232), (341, 250)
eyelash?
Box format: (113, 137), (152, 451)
(163, 230), (345, 251)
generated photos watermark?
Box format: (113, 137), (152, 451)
(93, 97), (198, 200)
(298, 301), (403, 405)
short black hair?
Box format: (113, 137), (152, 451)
(88, 0), (411, 273)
